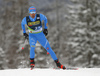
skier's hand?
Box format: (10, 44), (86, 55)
(43, 29), (48, 36)
(23, 33), (29, 39)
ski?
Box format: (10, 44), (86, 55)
(30, 67), (78, 70)
(53, 67), (78, 70)
(66, 67), (78, 70)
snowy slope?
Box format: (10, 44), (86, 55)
(0, 68), (100, 76)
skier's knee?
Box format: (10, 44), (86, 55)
(31, 45), (36, 47)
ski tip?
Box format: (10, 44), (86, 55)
(53, 68), (55, 70)
(76, 68), (79, 70)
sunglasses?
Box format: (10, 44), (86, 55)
(30, 12), (36, 14)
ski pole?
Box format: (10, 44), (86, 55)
(22, 39), (28, 50)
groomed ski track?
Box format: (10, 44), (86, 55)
(0, 68), (100, 76)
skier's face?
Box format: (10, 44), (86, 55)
(30, 13), (36, 18)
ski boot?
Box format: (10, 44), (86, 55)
(55, 59), (66, 69)
(30, 58), (35, 70)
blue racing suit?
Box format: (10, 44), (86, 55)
(21, 14), (58, 60)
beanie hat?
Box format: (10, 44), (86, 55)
(29, 6), (36, 14)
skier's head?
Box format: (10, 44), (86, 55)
(29, 6), (36, 18)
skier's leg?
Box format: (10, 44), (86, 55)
(36, 32), (66, 69)
(29, 33), (37, 68)
(29, 34), (37, 58)
(36, 32), (58, 60)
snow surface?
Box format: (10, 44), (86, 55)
(0, 68), (100, 76)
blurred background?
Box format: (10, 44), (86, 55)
(0, 0), (100, 70)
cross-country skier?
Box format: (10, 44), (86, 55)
(21, 6), (66, 69)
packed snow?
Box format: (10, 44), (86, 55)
(0, 68), (100, 76)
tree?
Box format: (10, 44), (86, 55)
(0, 0), (29, 69)
(64, 0), (100, 67)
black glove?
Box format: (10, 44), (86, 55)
(43, 29), (48, 36)
(23, 33), (29, 39)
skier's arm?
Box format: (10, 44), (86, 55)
(40, 14), (48, 29)
(21, 17), (29, 39)
(40, 14), (48, 36)
(21, 17), (27, 33)
(44, 18), (48, 29)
